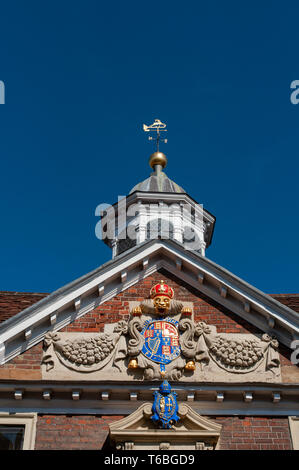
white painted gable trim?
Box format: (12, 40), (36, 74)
(0, 239), (298, 365)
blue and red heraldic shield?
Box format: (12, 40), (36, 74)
(141, 317), (180, 366)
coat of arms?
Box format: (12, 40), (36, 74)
(127, 280), (197, 379)
(42, 279), (281, 383)
(151, 379), (179, 429)
(141, 318), (180, 365)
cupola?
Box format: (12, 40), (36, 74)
(98, 120), (215, 258)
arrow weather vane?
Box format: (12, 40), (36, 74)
(143, 119), (168, 152)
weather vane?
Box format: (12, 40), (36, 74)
(143, 119), (168, 152)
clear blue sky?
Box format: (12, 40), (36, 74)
(0, 1), (298, 294)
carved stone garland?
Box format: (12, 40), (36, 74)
(42, 320), (128, 372)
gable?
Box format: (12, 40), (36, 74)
(61, 270), (263, 335)
(1, 268), (299, 418)
(0, 239), (298, 370)
(0, 269), (296, 384)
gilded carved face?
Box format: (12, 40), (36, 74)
(153, 295), (171, 316)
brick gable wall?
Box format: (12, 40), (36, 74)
(0, 270), (294, 375)
(62, 270), (263, 334)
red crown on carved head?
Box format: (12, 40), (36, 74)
(150, 280), (174, 299)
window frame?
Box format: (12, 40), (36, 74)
(289, 416), (299, 450)
(0, 413), (37, 450)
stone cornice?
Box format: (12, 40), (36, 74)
(0, 380), (298, 416)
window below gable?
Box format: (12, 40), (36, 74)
(0, 413), (37, 450)
(0, 425), (25, 450)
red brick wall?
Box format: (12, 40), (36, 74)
(0, 270), (292, 374)
(215, 416), (292, 450)
(63, 270), (262, 334)
(35, 415), (123, 450)
(33, 414), (292, 450)
(0, 292), (48, 324)
(0, 343), (42, 379)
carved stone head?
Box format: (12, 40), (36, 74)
(153, 296), (171, 316)
(150, 280), (174, 316)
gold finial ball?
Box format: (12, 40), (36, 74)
(149, 152), (167, 169)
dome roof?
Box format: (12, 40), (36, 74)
(129, 170), (186, 194)
(129, 152), (186, 194)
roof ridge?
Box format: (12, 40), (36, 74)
(1, 291), (298, 296)
(0, 291), (49, 295)
(270, 294), (299, 297)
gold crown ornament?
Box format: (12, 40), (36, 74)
(150, 280), (174, 300)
